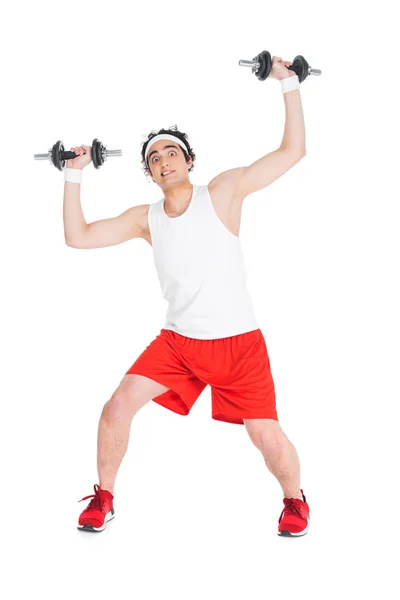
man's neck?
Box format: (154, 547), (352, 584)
(162, 182), (194, 218)
(163, 181), (193, 207)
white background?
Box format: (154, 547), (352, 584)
(1, 0), (399, 598)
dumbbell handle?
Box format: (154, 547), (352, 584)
(34, 148), (122, 161)
(238, 58), (321, 77)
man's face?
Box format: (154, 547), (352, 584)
(147, 139), (192, 187)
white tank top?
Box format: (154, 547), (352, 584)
(147, 183), (259, 339)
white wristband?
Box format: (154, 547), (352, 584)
(281, 74), (300, 94)
(64, 168), (82, 184)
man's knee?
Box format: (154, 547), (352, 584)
(243, 418), (283, 449)
(103, 375), (150, 419)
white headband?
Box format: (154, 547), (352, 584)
(144, 134), (189, 165)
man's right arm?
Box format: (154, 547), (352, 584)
(63, 178), (147, 249)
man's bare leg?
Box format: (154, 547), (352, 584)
(243, 418), (303, 499)
(97, 374), (170, 494)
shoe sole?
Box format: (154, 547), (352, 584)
(277, 515), (310, 537)
(77, 509), (115, 532)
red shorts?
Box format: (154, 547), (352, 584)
(125, 328), (278, 425)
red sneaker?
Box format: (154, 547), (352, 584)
(77, 484), (115, 532)
(277, 489), (310, 537)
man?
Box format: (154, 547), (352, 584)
(66, 56), (310, 536)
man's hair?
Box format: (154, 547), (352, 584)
(140, 125), (196, 177)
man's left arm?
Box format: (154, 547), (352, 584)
(209, 74), (306, 200)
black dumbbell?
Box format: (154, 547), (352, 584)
(34, 138), (122, 171)
(238, 50), (322, 83)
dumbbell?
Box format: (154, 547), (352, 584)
(34, 138), (122, 171)
(238, 50), (322, 83)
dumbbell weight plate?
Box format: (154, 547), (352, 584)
(92, 138), (103, 169)
(291, 55), (309, 83)
(92, 138), (99, 168)
(97, 140), (105, 167)
(255, 50), (272, 81)
(52, 140), (65, 171)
